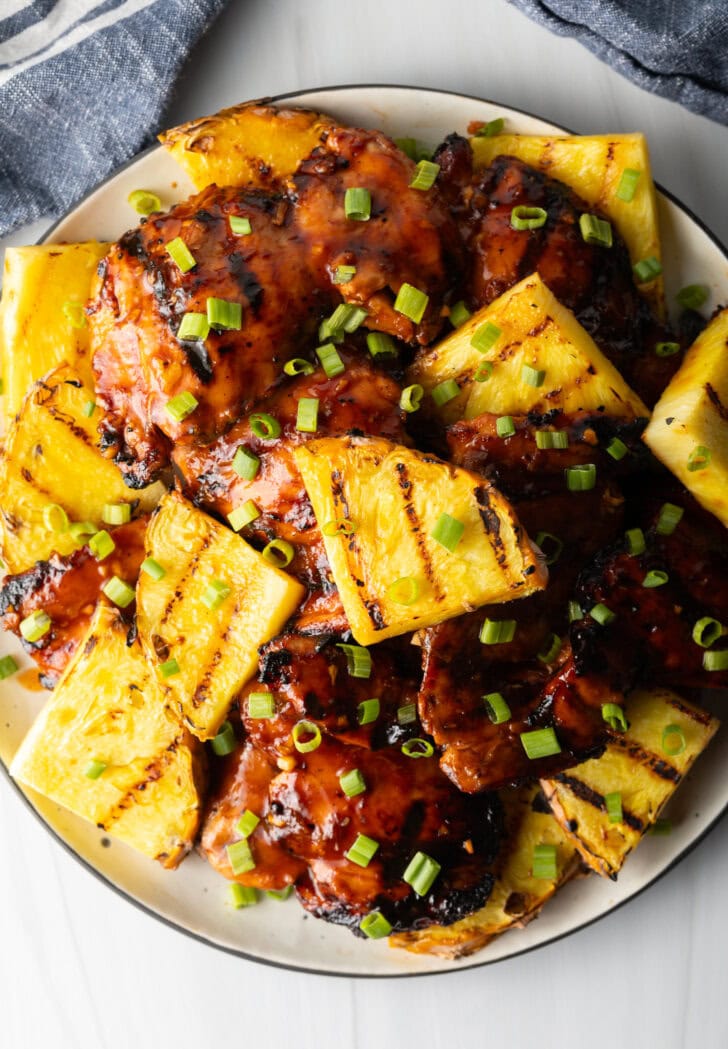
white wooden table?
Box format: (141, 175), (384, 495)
(2, 2), (727, 1046)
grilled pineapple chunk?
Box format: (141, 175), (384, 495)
(471, 131), (662, 314)
(391, 786), (581, 958)
(407, 273), (649, 425)
(541, 687), (719, 879)
(159, 101), (334, 190)
(0, 364), (163, 573)
(10, 604), (204, 868)
(643, 307), (728, 528)
(136, 492), (305, 740)
(294, 436), (546, 646)
(1, 242), (109, 428)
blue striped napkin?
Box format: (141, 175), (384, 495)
(0, 0), (230, 237)
(509, 0), (728, 125)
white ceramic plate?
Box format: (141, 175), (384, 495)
(2, 85), (727, 978)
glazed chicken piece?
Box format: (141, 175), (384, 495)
(90, 126), (463, 487)
(0, 518), (147, 687)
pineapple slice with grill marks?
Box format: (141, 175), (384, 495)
(390, 785), (581, 958)
(406, 273), (649, 426)
(1, 242), (109, 429)
(470, 131), (662, 315)
(643, 307), (728, 528)
(10, 603), (205, 868)
(0, 364), (164, 574)
(540, 687), (719, 880)
(158, 101), (334, 190)
(294, 435), (546, 647)
(136, 492), (305, 740)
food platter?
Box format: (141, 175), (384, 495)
(1, 84), (727, 977)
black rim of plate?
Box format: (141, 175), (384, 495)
(2, 82), (728, 980)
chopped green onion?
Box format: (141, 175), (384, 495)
(322, 518), (356, 537)
(62, 301), (87, 328)
(532, 843), (557, 880)
(662, 724), (686, 756)
(42, 503), (69, 533)
(579, 213), (613, 248)
(386, 576), (419, 606)
(403, 851), (441, 896)
(366, 332), (398, 359)
(232, 446), (260, 481)
(605, 791), (623, 823)
(520, 727), (561, 759)
(316, 342), (345, 378)
(207, 297), (242, 331)
(249, 412), (281, 439)
(471, 321), (501, 354)
(165, 236), (196, 273)
(160, 657), (180, 678)
(266, 886), (294, 901)
(511, 205), (548, 231)
(339, 768), (367, 798)
(295, 397), (319, 433)
(292, 720), (322, 754)
(397, 702), (418, 726)
(655, 341), (680, 357)
(165, 391), (198, 422)
(394, 283), (429, 324)
(537, 633), (562, 664)
(565, 463), (597, 491)
(177, 312), (210, 341)
(687, 445), (711, 472)
(226, 839), (255, 875)
(82, 400), (96, 417)
(19, 610), (51, 643)
(337, 643), (372, 679)
(401, 738), (434, 759)
(345, 833), (379, 868)
(676, 284), (709, 310)
(395, 137), (418, 159)
(102, 503), (131, 526)
(230, 884), (258, 908)
(261, 539), (295, 568)
(642, 569), (669, 589)
(497, 415), (516, 438)
(650, 818), (672, 835)
(211, 721), (237, 757)
(703, 649), (728, 672)
(474, 360), (494, 382)
(625, 528), (646, 556)
(359, 911), (392, 939)
(247, 692), (276, 719)
(692, 617), (723, 648)
(656, 502), (683, 535)
(400, 383), (423, 413)
(344, 187), (371, 221)
(568, 600), (583, 623)
(202, 579), (232, 610)
(606, 437), (628, 461)
(535, 429), (568, 450)
(0, 655), (18, 680)
(483, 692), (511, 724)
(128, 189), (161, 215)
(431, 378), (460, 407)
(521, 364), (546, 387)
(409, 159), (440, 191)
(227, 500), (260, 532)
(140, 557), (166, 581)
(535, 531), (563, 566)
(479, 618), (517, 645)
(615, 168), (641, 202)
(357, 698), (380, 725)
(590, 603), (616, 626)
(229, 215), (252, 236)
(88, 529), (115, 561)
(102, 576), (135, 609)
(84, 759), (107, 780)
(633, 256), (662, 283)
(431, 512), (465, 553)
(333, 264), (357, 285)
(319, 303), (368, 341)
(602, 703), (628, 732)
(283, 358), (315, 376)
(448, 300), (471, 328)
(475, 117), (505, 137)
(236, 809), (260, 838)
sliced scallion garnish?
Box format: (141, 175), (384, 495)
(633, 256), (662, 283)
(397, 703), (417, 726)
(295, 397), (319, 433)
(0, 655), (19, 680)
(692, 617), (722, 649)
(606, 437), (628, 461)
(366, 332), (398, 359)
(88, 529), (115, 561)
(249, 412), (281, 439)
(565, 463), (597, 491)
(625, 528), (646, 556)
(431, 378), (460, 407)
(430, 512), (465, 553)
(403, 851), (441, 896)
(511, 205), (547, 231)
(159, 657), (180, 678)
(247, 692), (275, 719)
(496, 415), (516, 438)
(605, 791), (623, 823)
(642, 569), (669, 588)
(386, 576), (419, 605)
(261, 539), (295, 568)
(656, 502), (683, 535)
(537, 633), (562, 664)
(339, 769), (367, 798)
(590, 603), (616, 626)
(165, 236), (196, 273)
(602, 703), (628, 732)
(483, 692), (510, 724)
(448, 300), (471, 328)
(316, 342), (345, 378)
(662, 724), (686, 756)
(401, 738), (434, 758)
(322, 518), (356, 537)
(359, 911), (392, 939)
(400, 383), (424, 413)
(471, 321), (501, 354)
(84, 759), (107, 780)
(42, 503), (69, 533)
(532, 843), (557, 880)
(226, 838), (255, 875)
(337, 643), (372, 679)
(687, 445), (711, 472)
(140, 557), (166, 581)
(344, 187), (371, 221)
(615, 168), (641, 202)
(177, 312), (210, 341)
(345, 833), (379, 868)
(479, 618), (517, 645)
(535, 429), (568, 450)
(202, 579), (231, 610)
(232, 446), (260, 480)
(520, 727), (561, 759)
(703, 650), (728, 672)
(102, 576), (135, 609)
(535, 531), (563, 566)
(229, 215), (252, 236)
(655, 341), (680, 357)
(236, 809), (260, 838)
(207, 297), (242, 331)
(292, 720), (322, 754)
(579, 213), (613, 248)
(676, 284), (709, 310)
(230, 884), (258, 908)
(211, 721), (237, 757)
(227, 500), (260, 532)
(333, 264), (357, 285)
(394, 283), (429, 324)
(128, 189), (161, 215)
(283, 358), (315, 377)
(409, 159), (440, 191)
(357, 698), (380, 725)
(165, 391), (198, 422)
(102, 503), (131, 526)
